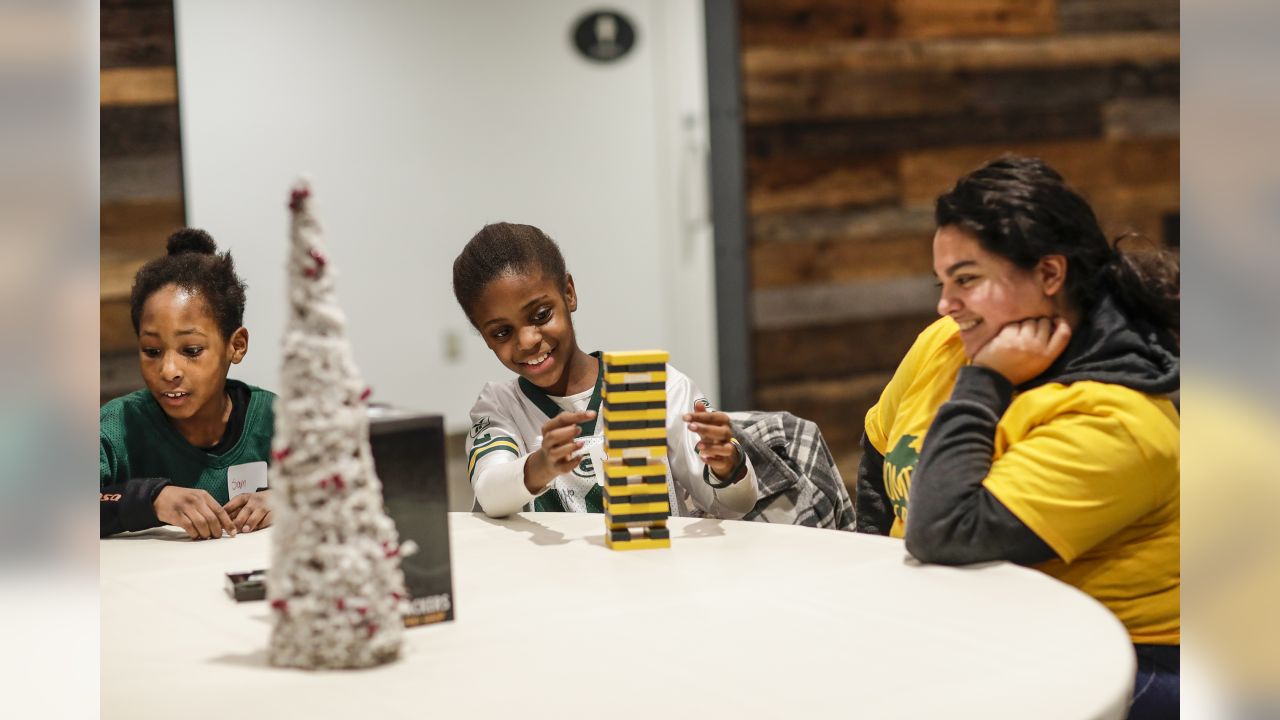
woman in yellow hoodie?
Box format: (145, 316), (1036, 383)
(856, 156), (1179, 719)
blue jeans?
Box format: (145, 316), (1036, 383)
(1127, 644), (1179, 719)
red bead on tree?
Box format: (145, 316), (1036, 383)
(288, 187), (310, 211)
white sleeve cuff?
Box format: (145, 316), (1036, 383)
(473, 453), (545, 518)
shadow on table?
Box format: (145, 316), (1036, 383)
(210, 648), (405, 672)
(676, 518), (725, 539)
(581, 518), (726, 548)
(900, 555), (1004, 571)
(475, 514), (570, 546)
(104, 526), (196, 542)
(210, 648), (269, 668)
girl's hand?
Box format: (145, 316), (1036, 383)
(223, 489), (274, 533)
(525, 410), (595, 493)
(154, 485), (236, 539)
(972, 316), (1072, 386)
(683, 400), (742, 482)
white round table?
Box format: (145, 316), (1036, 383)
(101, 512), (1135, 719)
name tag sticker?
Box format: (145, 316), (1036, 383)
(227, 461), (268, 499)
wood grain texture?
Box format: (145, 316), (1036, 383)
(101, 298), (136, 353)
(746, 54), (1176, 124)
(101, 253), (149, 301)
(741, 0), (896, 46)
(101, 104), (182, 158)
(743, 32), (1179, 76)
(753, 276), (939, 331)
(100, 67), (177, 106)
(100, 0), (184, 358)
(101, 350), (144, 404)
(100, 198), (185, 255)
(1057, 0), (1179, 34)
(748, 154), (898, 214)
(101, 0), (176, 68)
(892, 0), (1056, 40)
(741, 0), (1057, 46)
(751, 206), (935, 246)
(746, 106), (1102, 159)
(753, 313), (938, 384)
(740, 4), (1179, 416)
(752, 232), (934, 289)
(101, 153), (184, 202)
(1103, 97), (1179, 139)
(898, 137), (1178, 208)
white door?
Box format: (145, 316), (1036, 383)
(175, 0), (717, 431)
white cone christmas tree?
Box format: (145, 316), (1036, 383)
(266, 180), (411, 669)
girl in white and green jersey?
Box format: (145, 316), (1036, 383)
(452, 222), (759, 519)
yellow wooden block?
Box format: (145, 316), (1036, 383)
(604, 426), (667, 441)
(605, 445), (667, 460)
(604, 371), (667, 384)
(604, 482), (668, 497)
(602, 461), (666, 478)
(606, 536), (671, 551)
(601, 407), (670, 422)
(604, 499), (670, 514)
(603, 389), (666, 404)
(603, 350), (669, 366)
(602, 407), (667, 422)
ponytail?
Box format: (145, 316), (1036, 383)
(1104, 236), (1180, 338)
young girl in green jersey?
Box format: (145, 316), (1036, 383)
(100, 229), (277, 539)
(452, 222), (759, 519)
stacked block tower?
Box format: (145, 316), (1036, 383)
(601, 350), (672, 551)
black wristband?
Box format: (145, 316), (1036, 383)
(703, 438), (747, 489)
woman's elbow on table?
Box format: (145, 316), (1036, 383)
(904, 523), (971, 566)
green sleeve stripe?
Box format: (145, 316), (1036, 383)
(467, 441), (520, 478)
(468, 435), (517, 462)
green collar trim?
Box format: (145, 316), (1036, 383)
(518, 351), (603, 435)
(139, 379), (263, 467)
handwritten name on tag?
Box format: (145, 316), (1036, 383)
(227, 461), (268, 499)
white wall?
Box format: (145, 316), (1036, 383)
(175, 0), (717, 432)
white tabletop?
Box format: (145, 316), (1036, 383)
(102, 513), (1135, 719)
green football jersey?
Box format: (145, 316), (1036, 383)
(99, 379), (276, 505)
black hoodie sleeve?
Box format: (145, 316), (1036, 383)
(100, 478), (171, 537)
(854, 434), (894, 535)
(904, 365), (1057, 566)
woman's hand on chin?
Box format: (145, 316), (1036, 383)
(972, 316), (1072, 386)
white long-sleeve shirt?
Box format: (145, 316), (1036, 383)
(465, 356), (758, 519)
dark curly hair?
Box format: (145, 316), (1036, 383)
(129, 228), (247, 339)
(452, 222), (568, 322)
(935, 155), (1179, 335)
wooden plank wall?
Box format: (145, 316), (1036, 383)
(739, 0), (1179, 482)
(101, 0), (185, 398)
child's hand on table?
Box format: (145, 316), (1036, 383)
(525, 410), (596, 494)
(224, 489), (274, 533)
(154, 486), (237, 540)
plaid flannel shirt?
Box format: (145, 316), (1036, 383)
(703, 410), (855, 530)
